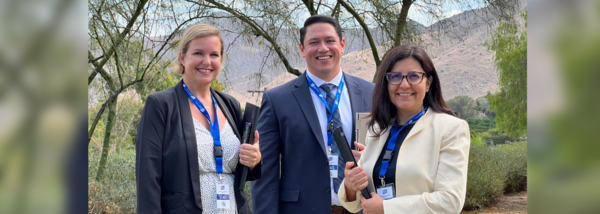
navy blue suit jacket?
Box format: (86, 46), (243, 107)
(251, 72), (374, 214)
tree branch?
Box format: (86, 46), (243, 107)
(199, 0), (301, 76)
(338, 0), (380, 77)
(88, 0), (149, 85)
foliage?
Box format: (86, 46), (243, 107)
(476, 95), (496, 119)
(467, 116), (496, 134)
(464, 144), (505, 210)
(464, 141), (527, 210)
(88, 147), (136, 213)
(211, 77), (224, 92)
(89, 93), (144, 153)
(497, 142), (528, 193)
(447, 95), (479, 119)
(472, 128), (517, 146)
(487, 10), (527, 138)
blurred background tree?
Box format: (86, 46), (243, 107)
(447, 95), (479, 120)
(486, 10), (527, 138)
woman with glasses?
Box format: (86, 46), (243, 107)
(337, 45), (470, 214)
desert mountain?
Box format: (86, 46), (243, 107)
(223, 5), (528, 105)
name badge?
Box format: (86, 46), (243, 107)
(216, 183), (230, 209)
(376, 183), (395, 200)
(328, 154), (339, 178)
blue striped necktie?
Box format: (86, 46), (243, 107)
(320, 83), (345, 193)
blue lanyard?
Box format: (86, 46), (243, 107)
(183, 82), (223, 174)
(306, 73), (345, 150)
(378, 107), (428, 179)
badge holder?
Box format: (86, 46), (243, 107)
(216, 174), (231, 210)
(328, 154), (339, 178)
(327, 122), (339, 179)
(376, 177), (396, 200)
(214, 148), (230, 210)
(377, 150), (396, 200)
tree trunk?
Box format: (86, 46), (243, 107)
(96, 97), (117, 181)
(394, 0), (413, 47)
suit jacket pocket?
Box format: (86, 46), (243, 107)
(279, 189), (300, 202)
(161, 192), (184, 213)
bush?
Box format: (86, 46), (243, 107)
(88, 148), (137, 213)
(467, 116), (496, 134)
(464, 144), (505, 209)
(464, 141), (527, 210)
(497, 141), (528, 193)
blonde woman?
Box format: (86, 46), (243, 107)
(136, 24), (261, 214)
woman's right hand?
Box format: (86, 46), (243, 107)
(344, 162), (368, 193)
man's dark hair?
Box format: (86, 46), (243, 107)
(299, 14), (342, 46)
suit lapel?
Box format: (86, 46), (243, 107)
(175, 80), (203, 209)
(345, 73), (363, 146)
(292, 72), (327, 154)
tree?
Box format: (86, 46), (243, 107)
(486, 10), (526, 138)
(447, 95), (479, 119)
(88, 0), (212, 180)
(185, 0), (521, 82)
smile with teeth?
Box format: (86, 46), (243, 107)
(317, 56), (331, 60)
(196, 68), (212, 73)
(397, 93), (413, 97)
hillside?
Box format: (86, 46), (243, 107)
(225, 7), (523, 105)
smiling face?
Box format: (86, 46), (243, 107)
(299, 22), (345, 81)
(387, 58), (432, 118)
(179, 35), (222, 87)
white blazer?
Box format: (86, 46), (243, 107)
(338, 110), (471, 214)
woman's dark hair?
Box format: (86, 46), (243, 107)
(369, 44), (458, 137)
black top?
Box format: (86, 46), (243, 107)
(372, 123), (415, 187)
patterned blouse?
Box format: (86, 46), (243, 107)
(193, 117), (240, 214)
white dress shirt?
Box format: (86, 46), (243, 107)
(306, 69), (353, 206)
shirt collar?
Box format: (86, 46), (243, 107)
(306, 68), (344, 87)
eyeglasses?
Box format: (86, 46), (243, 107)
(385, 72), (427, 85)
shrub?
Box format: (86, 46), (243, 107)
(464, 141), (527, 210)
(88, 148), (137, 213)
(497, 141), (528, 193)
(478, 128), (517, 145)
(464, 144), (505, 210)
(467, 116), (496, 134)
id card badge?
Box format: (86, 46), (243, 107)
(376, 183), (396, 200)
(328, 154), (339, 178)
(215, 183), (230, 209)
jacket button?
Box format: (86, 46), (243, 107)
(325, 188), (330, 193)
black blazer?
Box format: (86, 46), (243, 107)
(136, 80), (261, 214)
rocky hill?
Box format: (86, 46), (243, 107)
(224, 4), (528, 105)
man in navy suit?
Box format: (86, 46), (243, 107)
(251, 15), (375, 214)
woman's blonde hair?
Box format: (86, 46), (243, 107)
(173, 24), (225, 74)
